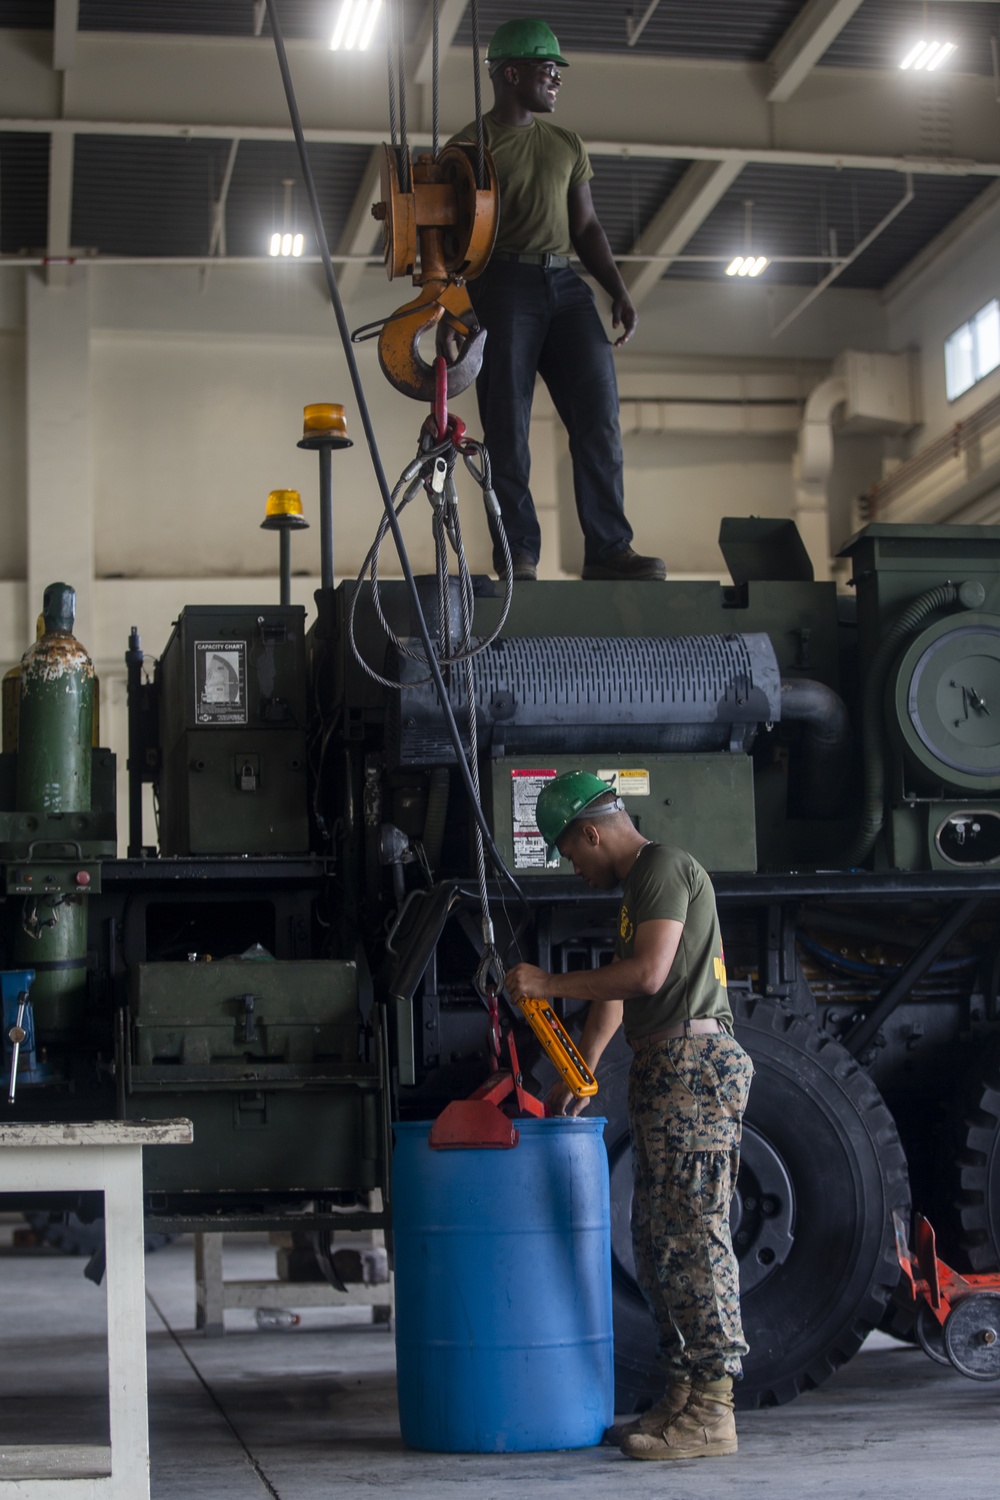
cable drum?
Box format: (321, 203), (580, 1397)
(893, 614), (1000, 792)
(386, 632), (782, 767)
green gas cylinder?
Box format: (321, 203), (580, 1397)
(11, 584), (95, 1041)
(3, 615), (46, 755)
(3, 616), (99, 756)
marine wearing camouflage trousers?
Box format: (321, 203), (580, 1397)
(628, 1032), (754, 1382)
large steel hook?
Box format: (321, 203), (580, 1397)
(376, 273), (486, 401)
(364, 143), (498, 403)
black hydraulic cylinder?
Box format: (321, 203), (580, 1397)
(125, 626), (145, 858)
(318, 445), (333, 590)
(279, 529), (292, 607)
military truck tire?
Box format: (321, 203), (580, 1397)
(956, 1058), (1000, 1271)
(601, 994), (910, 1411)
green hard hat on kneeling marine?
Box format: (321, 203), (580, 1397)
(486, 17), (569, 66)
(536, 771), (615, 860)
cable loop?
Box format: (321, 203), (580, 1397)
(347, 436), (514, 690)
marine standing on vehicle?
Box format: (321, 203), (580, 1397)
(451, 18), (666, 584)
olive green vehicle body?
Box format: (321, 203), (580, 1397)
(4, 520), (1000, 1405)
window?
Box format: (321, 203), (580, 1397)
(945, 299), (1000, 401)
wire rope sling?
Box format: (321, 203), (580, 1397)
(264, 0), (523, 1013)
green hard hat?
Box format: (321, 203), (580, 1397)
(536, 771), (614, 859)
(486, 17), (568, 66)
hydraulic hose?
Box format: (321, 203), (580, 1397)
(779, 677), (851, 820)
(843, 583), (958, 868)
(264, 0), (526, 912)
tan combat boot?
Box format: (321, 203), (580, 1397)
(603, 1381), (691, 1445)
(620, 1377), (737, 1461)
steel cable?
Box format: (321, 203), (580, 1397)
(432, 0), (440, 158)
(347, 441), (513, 685)
(469, 0), (486, 190)
(264, 0), (524, 911)
(396, 0), (410, 192)
(385, 0), (398, 146)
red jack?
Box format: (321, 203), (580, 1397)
(894, 1211), (1000, 1380)
(429, 991), (547, 1150)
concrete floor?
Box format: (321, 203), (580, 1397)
(1, 1230), (997, 1499)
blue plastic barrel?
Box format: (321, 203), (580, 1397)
(392, 1117), (613, 1452)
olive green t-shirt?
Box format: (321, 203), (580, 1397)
(615, 843), (732, 1042)
(450, 112), (592, 255)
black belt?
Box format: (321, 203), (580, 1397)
(490, 251), (571, 269)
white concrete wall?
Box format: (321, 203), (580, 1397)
(0, 330), (26, 583)
(0, 260), (916, 642)
(0, 247), (967, 850)
(622, 431), (797, 577)
(885, 192), (1000, 449)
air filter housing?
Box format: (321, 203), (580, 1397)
(386, 632), (781, 767)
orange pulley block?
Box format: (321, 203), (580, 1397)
(370, 140), (498, 402)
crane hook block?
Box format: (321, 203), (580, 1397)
(373, 142), (498, 284)
(371, 142), (499, 402)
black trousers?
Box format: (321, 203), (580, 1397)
(468, 261), (633, 570)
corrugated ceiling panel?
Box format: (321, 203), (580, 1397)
(589, 155), (690, 255)
(222, 139), (372, 255)
(72, 137), (233, 256)
(6, 0), (990, 73)
(454, 0), (805, 62)
(0, 1), (53, 24)
(70, 135), (371, 257)
(822, 0), (998, 77)
(835, 174), (994, 287)
(0, 133), (49, 255)
(78, 0), (325, 38)
(74, 0), (425, 42)
(664, 164), (994, 288)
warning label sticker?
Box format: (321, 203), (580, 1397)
(597, 767), (650, 797)
(194, 641), (248, 725)
(510, 768), (561, 870)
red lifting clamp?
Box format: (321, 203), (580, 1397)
(429, 990), (546, 1150)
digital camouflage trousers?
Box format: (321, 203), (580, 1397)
(627, 1031), (754, 1383)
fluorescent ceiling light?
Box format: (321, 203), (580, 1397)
(900, 39), (931, 69)
(331, 0), (382, 50)
(343, 1), (366, 48)
(925, 41), (956, 71)
(330, 0), (353, 49)
(900, 38), (957, 71)
(358, 0), (383, 49)
(726, 256), (769, 278)
(270, 231), (304, 258)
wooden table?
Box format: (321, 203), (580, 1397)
(0, 1120), (192, 1499)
